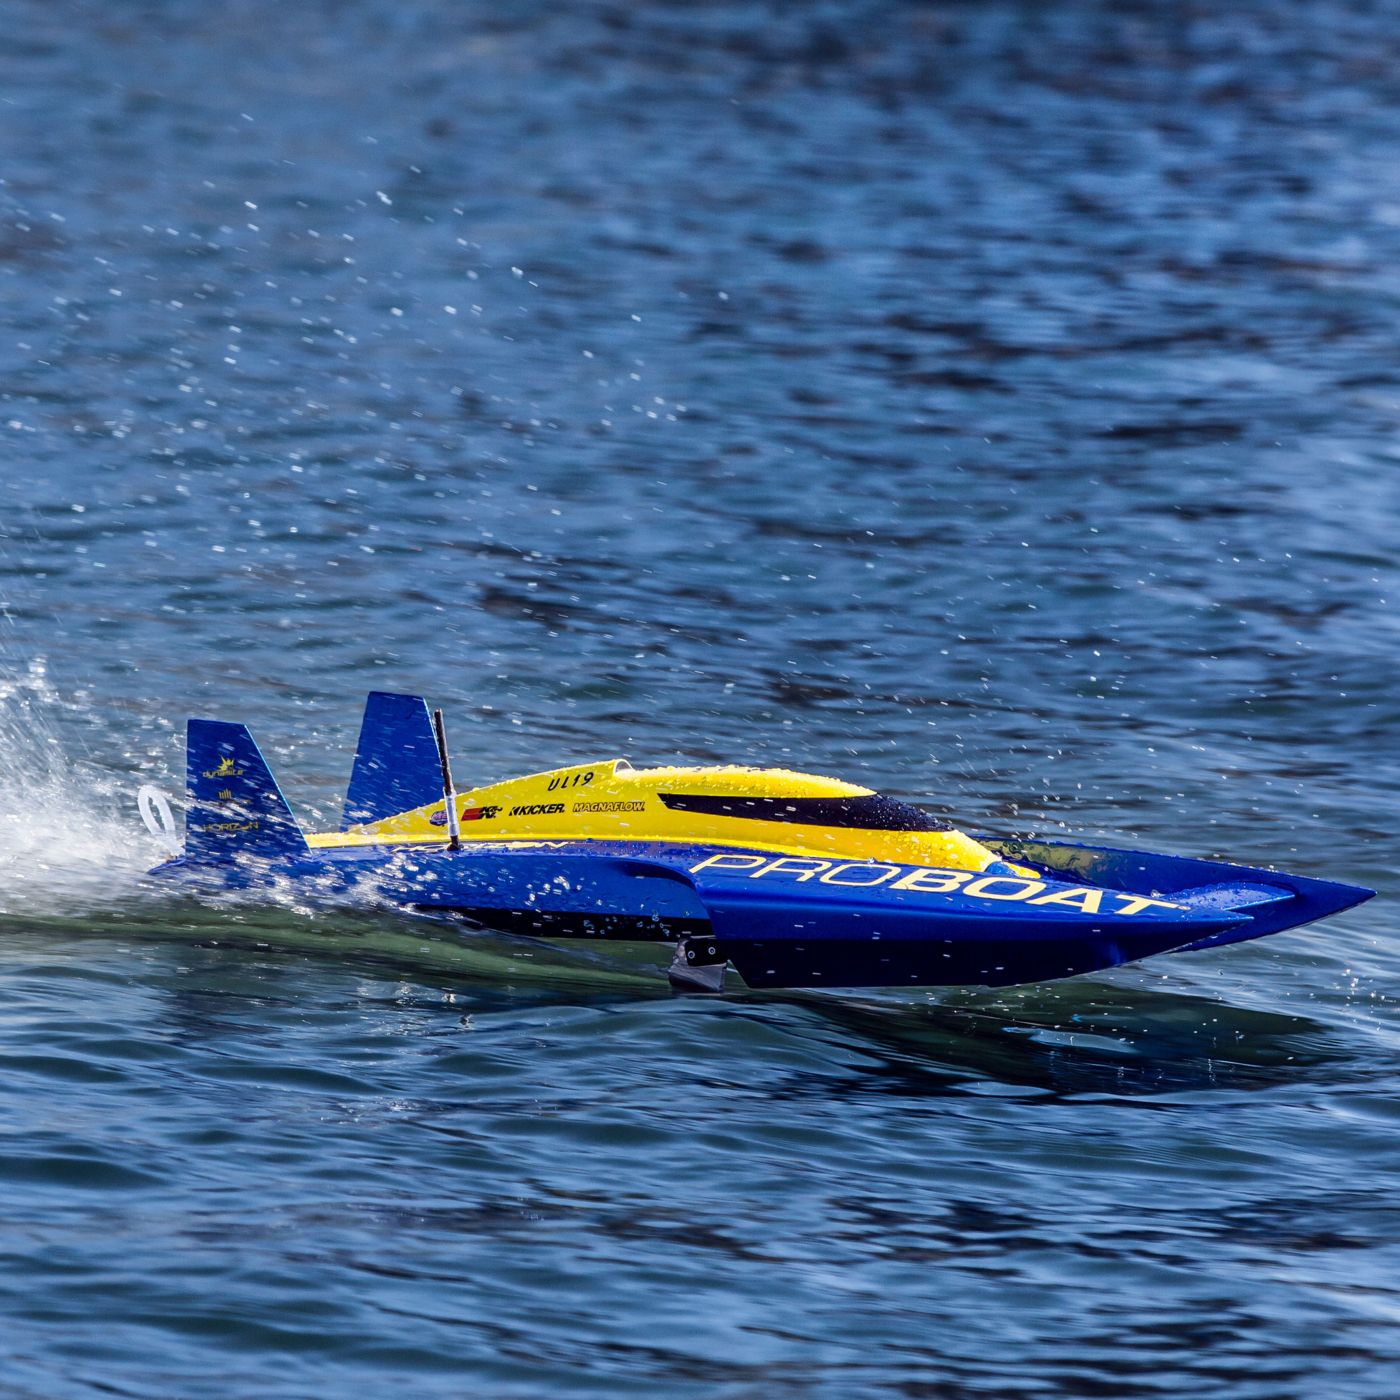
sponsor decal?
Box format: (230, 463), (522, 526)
(548, 770), (596, 791)
(217, 788), (234, 801)
(209, 818), (261, 835)
(573, 800), (645, 814)
(686, 852), (1187, 917)
(430, 802), (501, 827)
(203, 756), (244, 779)
(509, 803), (566, 817)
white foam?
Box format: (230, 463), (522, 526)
(0, 658), (166, 917)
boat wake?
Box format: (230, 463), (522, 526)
(0, 659), (385, 926)
(0, 663), (663, 991)
(0, 659), (166, 919)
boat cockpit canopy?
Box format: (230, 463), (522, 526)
(658, 792), (952, 832)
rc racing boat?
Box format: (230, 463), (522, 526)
(141, 692), (1374, 991)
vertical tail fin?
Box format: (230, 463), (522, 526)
(185, 719), (309, 863)
(340, 692), (444, 829)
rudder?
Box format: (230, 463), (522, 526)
(341, 691), (444, 829)
(185, 718), (309, 863)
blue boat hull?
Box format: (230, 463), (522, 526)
(145, 706), (1373, 990)
(150, 834), (1372, 990)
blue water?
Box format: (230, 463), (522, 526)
(2, 1), (1398, 1394)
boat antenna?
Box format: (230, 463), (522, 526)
(431, 707), (461, 850)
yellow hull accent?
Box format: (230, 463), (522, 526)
(303, 760), (1007, 873)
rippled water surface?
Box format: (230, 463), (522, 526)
(2, 1), (1398, 1395)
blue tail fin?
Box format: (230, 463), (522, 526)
(185, 719), (309, 863)
(340, 692), (443, 829)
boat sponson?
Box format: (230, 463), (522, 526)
(982, 836), (1374, 950)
